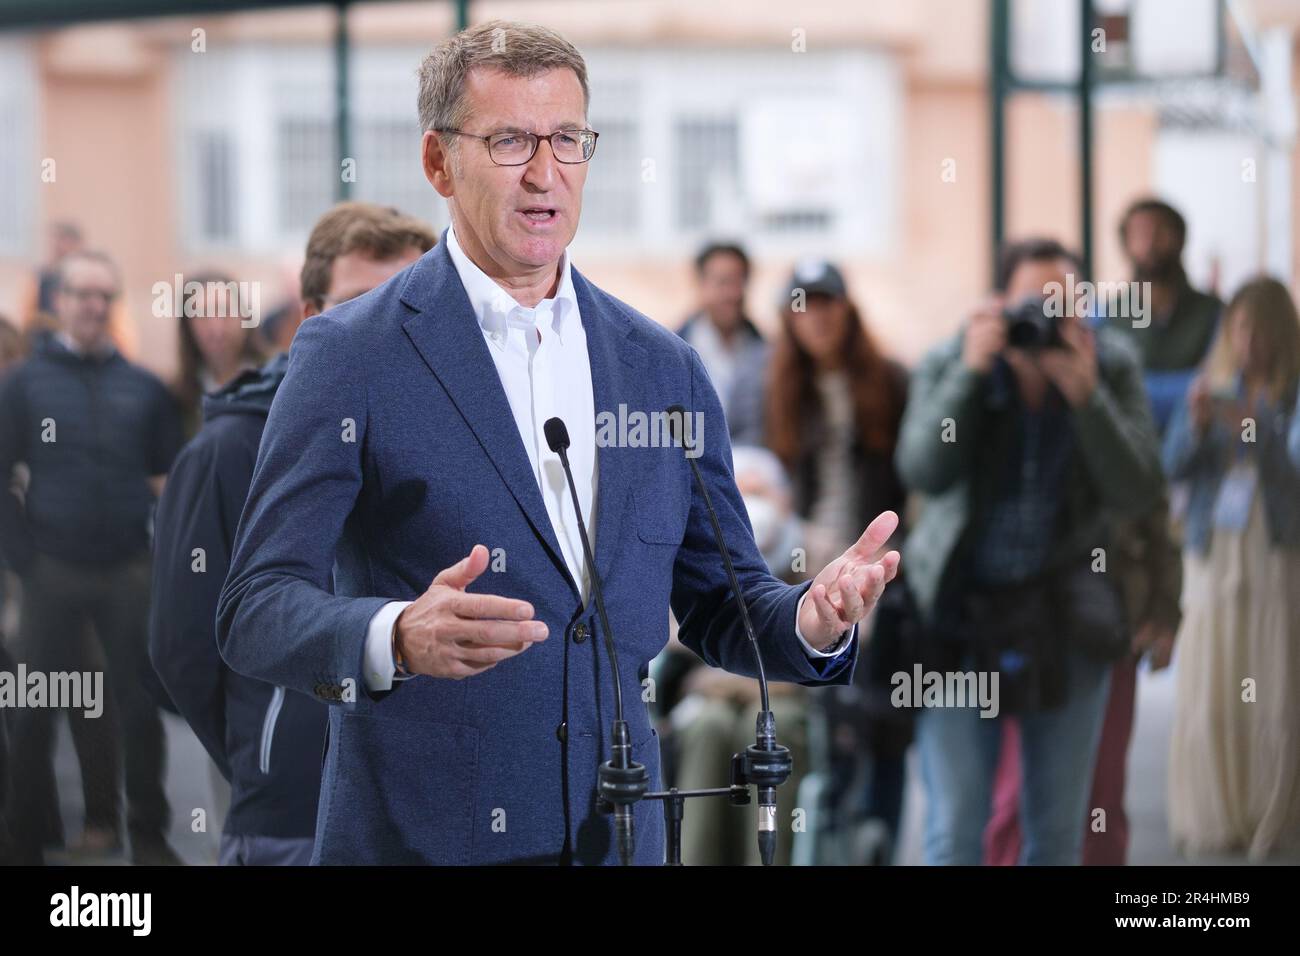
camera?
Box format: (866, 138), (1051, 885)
(1003, 295), (1065, 351)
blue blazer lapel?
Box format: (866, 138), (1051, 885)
(399, 240), (574, 593)
(572, 267), (648, 588)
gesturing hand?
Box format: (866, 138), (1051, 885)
(797, 510), (902, 651)
(394, 544), (549, 680)
(961, 297), (1008, 374)
(1037, 318), (1099, 408)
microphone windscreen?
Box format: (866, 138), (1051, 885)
(543, 416), (570, 453)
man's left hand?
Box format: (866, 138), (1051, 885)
(797, 510), (902, 651)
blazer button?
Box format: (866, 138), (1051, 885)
(572, 623), (588, 644)
(555, 721), (567, 743)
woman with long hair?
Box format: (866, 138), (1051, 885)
(765, 260), (912, 862)
(173, 273), (266, 439)
(1164, 276), (1300, 860)
(766, 261), (908, 564)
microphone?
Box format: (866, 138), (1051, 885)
(665, 404), (791, 865)
(543, 416), (647, 865)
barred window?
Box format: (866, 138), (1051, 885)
(0, 38), (36, 255)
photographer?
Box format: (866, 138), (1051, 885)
(896, 238), (1163, 865)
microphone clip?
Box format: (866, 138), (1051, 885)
(597, 719), (650, 815)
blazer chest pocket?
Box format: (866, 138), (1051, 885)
(636, 484), (689, 545)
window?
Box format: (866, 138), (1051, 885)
(175, 43), (898, 258)
(352, 118), (433, 220)
(177, 43), (447, 253)
(673, 117), (740, 232)
(573, 47), (899, 258)
(348, 47), (444, 226)
(0, 38), (36, 256)
(195, 129), (238, 244)
(583, 117), (641, 234)
(276, 116), (334, 236)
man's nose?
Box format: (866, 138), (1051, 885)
(522, 138), (558, 189)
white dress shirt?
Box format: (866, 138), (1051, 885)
(362, 225), (850, 691)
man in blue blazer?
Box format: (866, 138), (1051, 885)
(216, 20), (900, 866)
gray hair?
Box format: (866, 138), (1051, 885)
(731, 445), (791, 496)
(56, 249), (121, 293)
(416, 20), (590, 136)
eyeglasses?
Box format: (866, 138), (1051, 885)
(61, 286), (117, 305)
(436, 127), (599, 166)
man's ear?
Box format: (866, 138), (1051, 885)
(422, 130), (455, 199)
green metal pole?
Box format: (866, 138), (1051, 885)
(455, 0), (468, 32)
(1079, 0), (1094, 279)
(990, 0), (1008, 286)
(335, 0), (352, 201)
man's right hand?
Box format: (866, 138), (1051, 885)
(394, 544), (548, 680)
(961, 297), (1007, 374)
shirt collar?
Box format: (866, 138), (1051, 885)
(56, 330), (116, 361)
(445, 222), (578, 346)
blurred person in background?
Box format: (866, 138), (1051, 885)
(985, 217), (1190, 867)
(765, 259), (913, 860)
(23, 222), (139, 361)
(896, 238), (1163, 865)
(0, 250), (184, 865)
(0, 314), (22, 861)
(1106, 197), (1222, 433)
(149, 203), (436, 865)
(665, 445), (809, 866)
(766, 260), (908, 570)
(1163, 276), (1300, 861)
(31, 222), (84, 318)
(0, 316), (22, 371)
(0, 313), (123, 864)
(0, 316), (22, 628)
(677, 242), (768, 446)
(172, 274), (268, 439)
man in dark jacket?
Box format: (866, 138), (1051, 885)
(0, 250), (184, 865)
(677, 242), (769, 447)
(148, 203), (435, 865)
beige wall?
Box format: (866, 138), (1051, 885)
(41, 62), (177, 375)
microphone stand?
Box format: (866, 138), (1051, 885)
(543, 411), (796, 865)
(663, 405), (794, 866)
(544, 417), (648, 865)
(641, 752), (769, 866)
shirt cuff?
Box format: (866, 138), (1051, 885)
(364, 600), (414, 692)
(794, 589), (856, 658)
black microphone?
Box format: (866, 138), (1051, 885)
(543, 416), (647, 865)
(665, 404), (791, 865)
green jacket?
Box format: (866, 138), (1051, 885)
(895, 328), (1165, 626)
(1102, 278), (1221, 373)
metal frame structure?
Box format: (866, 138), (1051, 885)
(988, 0), (1260, 283)
(0, 0), (471, 200)
(1, 1), (1268, 255)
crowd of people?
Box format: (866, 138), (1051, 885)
(0, 194), (1297, 865)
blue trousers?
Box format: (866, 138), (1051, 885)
(915, 645), (1111, 865)
(219, 833), (314, 866)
